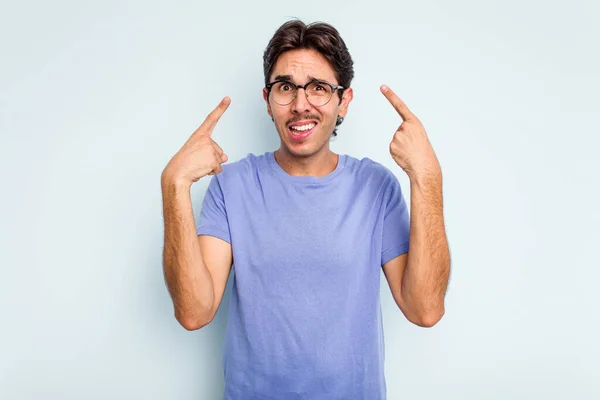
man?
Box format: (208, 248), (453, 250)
(161, 19), (450, 399)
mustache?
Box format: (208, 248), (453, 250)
(286, 115), (321, 125)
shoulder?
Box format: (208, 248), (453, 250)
(216, 152), (268, 179)
(210, 152), (269, 192)
(342, 154), (406, 205)
(343, 154), (399, 187)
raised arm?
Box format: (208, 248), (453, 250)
(161, 97), (233, 330)
(380, 86), (451, 327)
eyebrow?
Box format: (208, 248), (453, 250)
(272, 74), (330, 83)
(272, 74), (293, 81)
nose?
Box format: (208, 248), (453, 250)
(291, 88), (312, 114)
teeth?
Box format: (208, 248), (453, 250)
(290, 123), (315, 131)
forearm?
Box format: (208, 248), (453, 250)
(161, 175), (214, 328)
(402, 172), (450, 325)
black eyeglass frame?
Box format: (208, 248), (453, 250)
(265, 79), (345, 106)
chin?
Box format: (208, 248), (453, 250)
(280, 139), (329, 159)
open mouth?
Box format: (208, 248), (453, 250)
(288, 121), (317, 142)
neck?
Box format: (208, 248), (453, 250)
(274, 146), (339, 177)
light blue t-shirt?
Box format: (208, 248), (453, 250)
(196, 151), (410, 400)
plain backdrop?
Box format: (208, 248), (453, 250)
(1, 0), (599, 398)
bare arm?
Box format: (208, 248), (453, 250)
(383, 173), (450, 327)
(161, 178), (232, 330)
(380, 85), (450, 327)
(160, 97), (233, 330)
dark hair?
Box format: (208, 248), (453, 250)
(263, 19), (354, 137)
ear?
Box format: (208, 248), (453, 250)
(263, 87), (273, 118)
(337, 87), (354, 119)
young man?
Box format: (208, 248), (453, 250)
(161, 20), (450, 400)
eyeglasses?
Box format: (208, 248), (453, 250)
(265, 79), (345, 107)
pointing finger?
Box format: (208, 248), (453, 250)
(380, 85), (416, 122)
(194, 97), (231, 137)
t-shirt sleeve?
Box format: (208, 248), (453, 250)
(381, 175), (410, 266)
(196, 176), (231, 244)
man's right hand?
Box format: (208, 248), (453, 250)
(161, 97), (231, 186)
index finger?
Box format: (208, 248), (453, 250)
(194, 97), (231, 137)
(380, 85), (416, 122)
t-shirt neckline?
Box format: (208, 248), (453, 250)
(266, 151), (347, 185)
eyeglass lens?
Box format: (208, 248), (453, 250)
(270, 81), (333, 106)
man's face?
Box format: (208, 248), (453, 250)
(263, 48), (353, 158)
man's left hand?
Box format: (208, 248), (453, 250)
(381, 85), (441, 180)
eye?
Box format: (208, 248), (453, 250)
(314, 84), (326, 91)
(279, 83), (292, 92)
